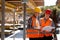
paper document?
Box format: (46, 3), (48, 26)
(42, 26), (55, 32)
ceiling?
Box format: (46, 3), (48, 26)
(33, 0), (44, 6)
(1, 0), (59, 14)
(5, 0), (44, 6)
(5, 0), (22, 8)
(0, 0), (44, 12)
(5, 0), (44, 8)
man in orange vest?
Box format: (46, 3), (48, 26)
(26, 7), (42, 40)
(39, 9), (55, 40)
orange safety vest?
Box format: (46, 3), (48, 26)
(40, 18), (53, 37)
(26, 16), (40, 38)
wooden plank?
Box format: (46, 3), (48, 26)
(0, 30), (13, 34)
(0, 24), (21, 26)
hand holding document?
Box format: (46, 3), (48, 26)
(42, 26), (55, 32)
(34, 26), (40, 29)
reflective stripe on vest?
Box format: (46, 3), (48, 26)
(40, 18), (52, 37)
(26, 29), (44, 38)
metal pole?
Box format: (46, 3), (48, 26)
(23, 2), (26, 40)
(1, 0), (5, 40)
(13, 9), (16, 40)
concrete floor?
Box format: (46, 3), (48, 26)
(5, 30), (29, 40)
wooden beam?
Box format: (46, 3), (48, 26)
(5, 0), (22, 1)
(0, 4), (14, 11)
(5, 6), (14, 11)
(27, 1), (35, 9)
(34, 1), (44, 2)
(0, 1), (16, 8)
(29, 0), (37, 7)
(26, 0), (37, 9)
(6, 1), (21, 2)
(5, 2), (16, 8)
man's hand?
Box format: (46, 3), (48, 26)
(51, 29), (55, 33)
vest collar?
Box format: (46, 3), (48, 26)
(44, 17), (49, 22)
